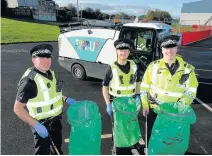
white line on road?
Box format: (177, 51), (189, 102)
(101, 134), (112, 139)
(196, 69), (212, 72)
(200, 146), (208, 154)
(199, 82), (212, 85)
(194, 137), (199, 144)
(64, 134), (113, 143)
(195, 97), (212, 112)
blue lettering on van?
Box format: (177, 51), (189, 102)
(67, 37), (106, 62)
(75, 39), (100, 51)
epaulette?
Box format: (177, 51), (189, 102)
(184, 63), (194, 70)
(28, 69), (37, 81)
(152, 60), (160, 64)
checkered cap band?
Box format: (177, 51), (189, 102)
(116, 43), (130, 49)
(161, 39), (178, 47)
(32, 49), (51, 57)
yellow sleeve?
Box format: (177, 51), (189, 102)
(178, 69), (199, 105)
(140, 64), (152, 109)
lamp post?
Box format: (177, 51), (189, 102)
(80, 3), (83, 19)
(77, 0), (79, 21)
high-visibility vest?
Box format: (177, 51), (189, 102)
(137, 36), (148, 51)
(20, 68), (63, 120)
(109, 60), (137, 97)
(140, 56), (198, 109)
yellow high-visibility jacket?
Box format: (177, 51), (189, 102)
(140, 56), (198, 109)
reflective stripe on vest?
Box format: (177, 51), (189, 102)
(27, 94), (62, 107)
(23, 68), (63, 120)
(30, 105), (63, 119)
(151, 85), (182, 98)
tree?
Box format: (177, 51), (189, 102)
(102, 13), (109, 20)
(1, 0), (8, 16)
(145, 10), (172, 21)
(95, 9), (101, 19)
(85, 7), (94, 14)
(84, 7), (95, 19)
(65, 3), (77, 21)
(66, 3), (77, 15)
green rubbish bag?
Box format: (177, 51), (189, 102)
(67, 100), (102, 155)
(148, 102), (197, 155)
(112, 97), (141, 147)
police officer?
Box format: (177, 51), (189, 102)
(137, 33), (148, 51)
(13, 44), (76, 155)
(102, 38), (143, 155)
(140, 35), (199, 143)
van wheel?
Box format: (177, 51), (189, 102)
(71, 64), (86, 80)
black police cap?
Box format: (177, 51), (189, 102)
(160, 35), (180, 48)
(30, 44), (53, 57)
(114, 38), (132, 49)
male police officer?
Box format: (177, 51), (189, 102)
(102, 38), (143, 155)
(140, 35), (199, 143)
(14, 44), (76, 155)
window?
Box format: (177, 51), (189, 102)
(120, 27), (155, 53)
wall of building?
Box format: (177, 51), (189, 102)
(180, 13), (212, 25)
(7, 0), (19, 8)
(7, 0), (38, 8)
(180, 0), (212, 25)
(32, 0), (57, 21)
(7, 0), (57, 22)
(17, 0), (38, 8)
(181, 0), (212, 14)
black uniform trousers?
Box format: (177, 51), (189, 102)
(115, 142), (145, 155)
(147, 108), (158, 144)
(31, 114), (63, 155)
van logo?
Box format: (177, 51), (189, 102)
(76, 39), (100, 51)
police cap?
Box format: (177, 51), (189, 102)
(160, 35), (180, 48)
(30, 44), (53, 57)
(114, 38), (132, 49)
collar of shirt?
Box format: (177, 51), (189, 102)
(165, 60), (179, 75)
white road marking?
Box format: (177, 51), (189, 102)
(195, 98), (212, 112)
(196, 69), (212, 72)
(194, 137), (199, 143)
(200, 146), (208, 154)
(199, 82), (212, 85)
(101, 134), (112, 139)
(64, 134), (113, 143)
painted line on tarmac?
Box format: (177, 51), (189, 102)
(199, 82), (212, 85)
(1, 49), (28, 53)
(195, 97), (212, 112)
(200, 146), (208, 154)
(196, 69), (212, 72)
(194, 137), (199, 143)
(64, 134), (113, 143)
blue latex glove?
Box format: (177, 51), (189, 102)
(106, 103), (112, 116)
(33, 122), (48, 138)
(135, 94), (140, 103)
(66, 97), (76, 105)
